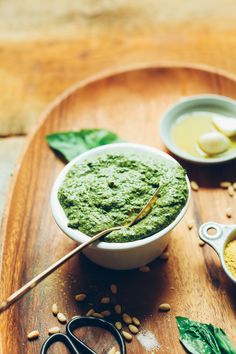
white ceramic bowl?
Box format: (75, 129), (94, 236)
(51, 143), (191, 270)
(160, 94), (236, 164)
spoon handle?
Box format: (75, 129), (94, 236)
(0, 186), (159, 313)
(0, 226), (121, 314)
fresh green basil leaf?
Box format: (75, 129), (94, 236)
(211, 326), (236, 354)
(176, 317), (236, 354)
(46, 129), (123, 162)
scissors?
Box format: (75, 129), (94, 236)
(40, 316), (126, 354)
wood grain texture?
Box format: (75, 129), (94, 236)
(0, 66), (236, 353)
(2, 0), (236, 135)
(0, 137), (25, 218)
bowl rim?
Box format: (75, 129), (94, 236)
(160, 94), (236, 164)
(220, 227), (236, 284)
(199, 221), (236, 284)
(50, 143), (191, 250)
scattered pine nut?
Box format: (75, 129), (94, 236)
(86, 308), (95, 316)
(48, 327), (60, 335)
(52, 303), (59, 316)
(233, 182), (236, 191)
(75, 293), (87, 302)
(139, 265), (150, 273)
(122, 331), (132, 342)
(27, 330), (39, 340)
(108, 347), (117, 354)
(122, 313), (132, 324)
(93, 312), (104, 318)
(128, 324), (139, 334)
(110, 284), (118, 294)
(228, 185), (234, 197)
(0, 301), (7, 312)
(199, 240), (205, 247)
(132, 317), (140, 326)
(159, 251), (169, 260)
(220, 181), (231, 188)
(101, 310), (111, 317)
(115, 321), (122, 330)
(101, 296), (110, 304)
(187, 220), (193, 230)
(57, 312), (67, 324)
(190, 181), (199, 191)
(72, 316), (79, 319)
(226, 207), (232, 218)
(159, 303), (171, 312)
(114, 304), (122, 314)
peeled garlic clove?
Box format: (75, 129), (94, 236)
(213, 116), (236, 137)
(198, 132), (230, 155)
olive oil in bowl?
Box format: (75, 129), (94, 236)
(171, 112), (236, 159)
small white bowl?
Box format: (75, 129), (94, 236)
(199, 222), (236, 284)
(51, 143), (191, 270)
(160, 94), (236, 164)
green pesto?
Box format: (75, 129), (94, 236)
(58, 153), (188, 243)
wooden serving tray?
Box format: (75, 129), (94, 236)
(0, 66), (236, 353)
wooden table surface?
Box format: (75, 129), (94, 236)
(2, 1), (236, 212)
(1, 1), (236, 352)
(0, 10), (236, 146)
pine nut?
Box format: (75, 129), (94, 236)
(122, 313), (132, 324)
(86, 308), (95, 316)
(122, 331), (132, 341)
(132, 317), (140, 326)
(220, 181), (231, 188)
(115, 321), (122, 330)
(108, 347), (117, 354)
(101, 296), (110, 304)
(190, 181), (199, 191)
(128, 324), (139, 334)
(139, 265), (150, 272)
(187, 220), (193, 230)
(159, 303), (171, 311)
(199, 240), (205, 247)
(159, 252), (169, 260)
(228, 185), (234, 197)
(226, 207), (232, 218)
(75, 293), (87, 302)
(114, 304), (122, 314)
(110, 284), (118, 294)
(27, 330), (39, 340)
(52, 303), (59, 316)
(57, 312), (67, 324)
(101, 310), (111, 317)
(48, 327), (60, 335)
(93, 312), (104, 318)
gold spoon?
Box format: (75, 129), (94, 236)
(0, 187), (159, 313)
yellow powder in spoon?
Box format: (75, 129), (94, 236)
(224, 239), (236, 278)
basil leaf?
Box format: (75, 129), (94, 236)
(46, 129), (123, 162)
(176, 317), (236, 354)
(211, 326), (236, 354)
